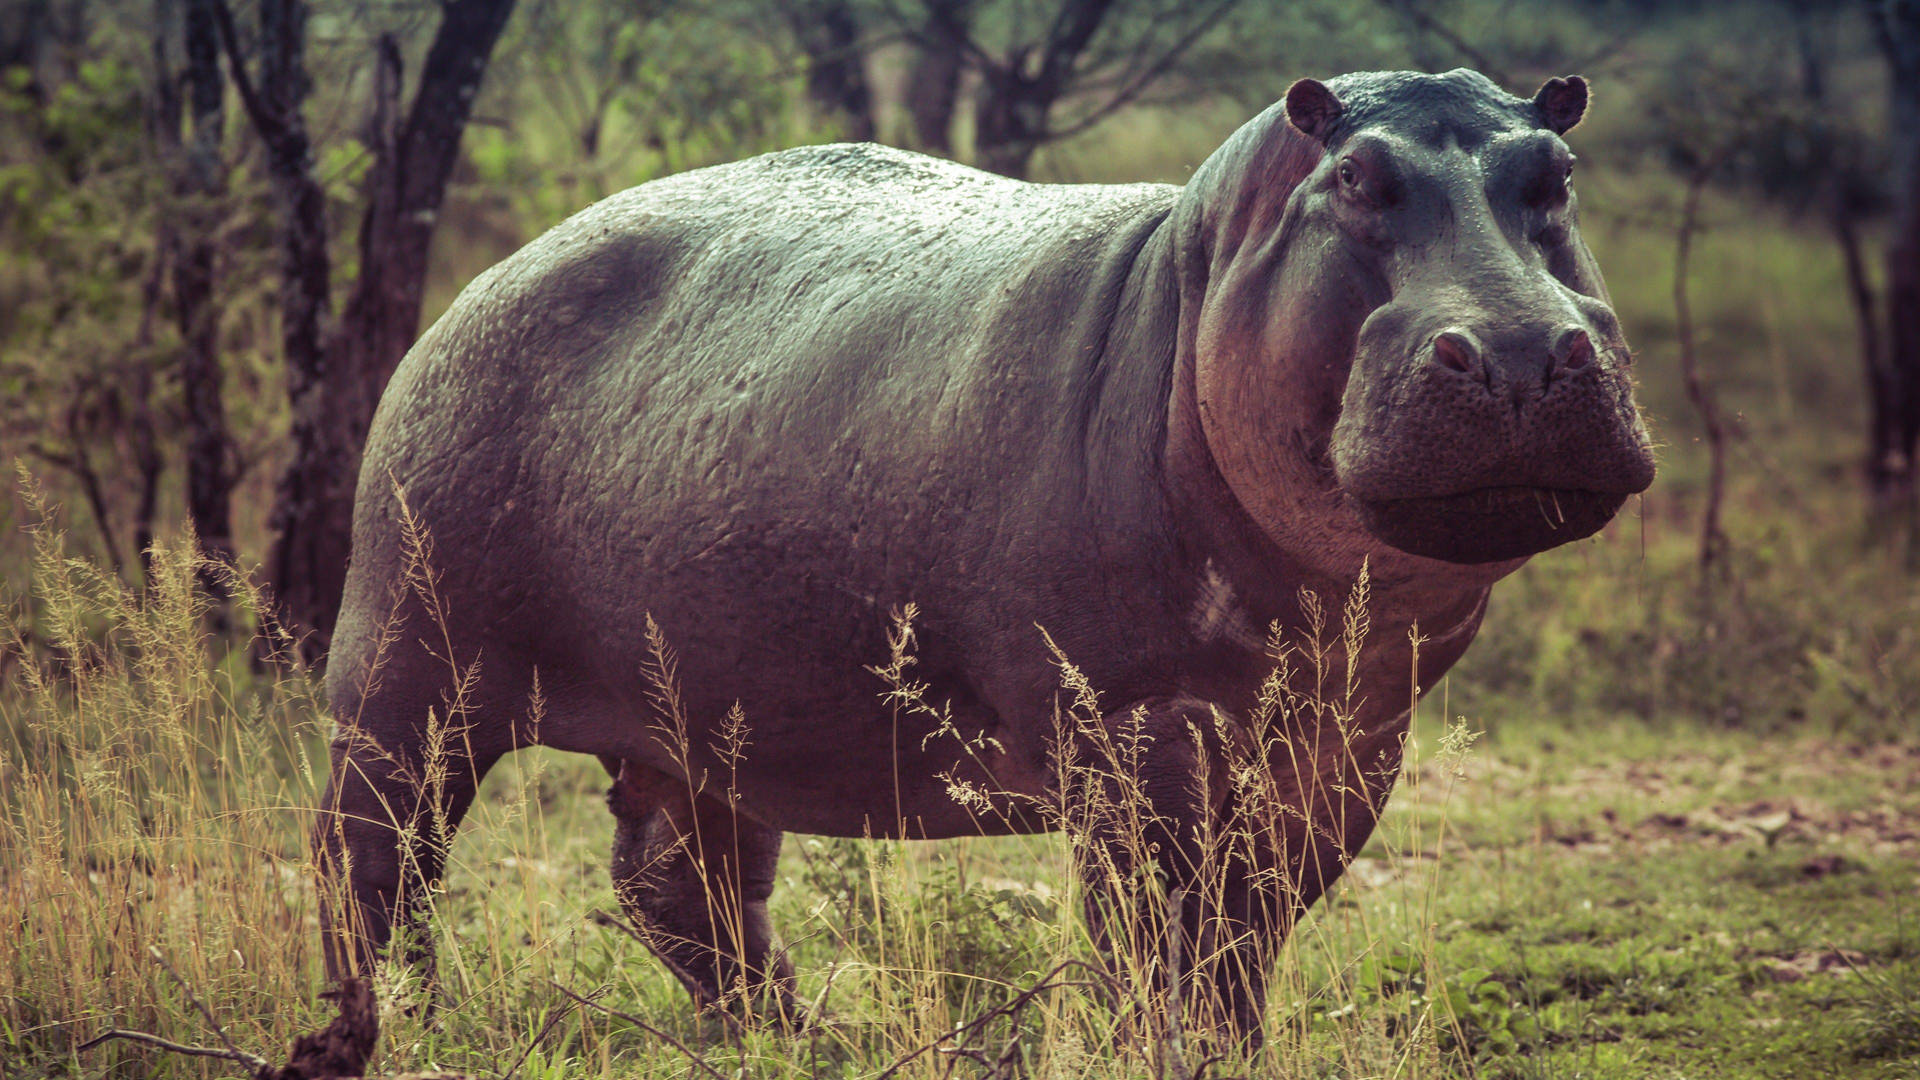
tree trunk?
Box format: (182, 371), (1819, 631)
(970, 0), (1117, 178)
(215, 0), (339, 650)
(289, 0), (514, 647)
(176, 0), (236, 590)
(786, 0), (874, 141)
(139, 0), (182, 582)
(973, 68), (1045, 178)
(1877, 180), (1920, 509)
(1873, 1), (1920, 519)
(907, 0), (970, 155)
(236, 0), (515, 651)
(1675, 165), (1729, 583)
(1833, 213), (1894, 486)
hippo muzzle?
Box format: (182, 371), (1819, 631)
(1332, 299), (1656, 564)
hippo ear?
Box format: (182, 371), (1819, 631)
(1533, 75), (1589, 135)
(1285, 78), (1344, 142)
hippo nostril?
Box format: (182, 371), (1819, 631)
(1432, 330), (1480, 375)
(1556, 328), (1595, 371)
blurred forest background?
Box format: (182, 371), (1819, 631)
(6, 1), (1920, 1077)
(4, 0), (1920, 735)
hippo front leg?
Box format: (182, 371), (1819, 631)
(1073, 698), (1275, 1043)
(1074, 697), (1406, 1047)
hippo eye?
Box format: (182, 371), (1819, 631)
(1337, 159), (1359, 188)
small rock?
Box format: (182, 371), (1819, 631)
(1763, 949), (1868, 984)
(1799, 854), (1851, 879)
(1763, 959), (1806, 984)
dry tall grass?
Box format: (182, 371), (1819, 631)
(1, 480), (1491, 1078)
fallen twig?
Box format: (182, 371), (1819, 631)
(877, 958), (1116, 1080)
(545, 980), (732, 1080)
(78, 945), (275, 1077)
(148, 945), (259, 1066)
(76, 1027), (272, 1076)
(499, 995), (578, 1080)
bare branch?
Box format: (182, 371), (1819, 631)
(1374, 0), (1511, 85)
(150, 945), (259, 1068)
(500, 995), (578, 1080)
(877, 959), (1118, 1080)
(206, 0), (277, 148)
(1035, 0), (1121, 100)
(1046, 0), (1237, 140)
(77, 1028), (272, 1075)
(544, 981), (732, 1080)
(1565, 25), (1639, 75)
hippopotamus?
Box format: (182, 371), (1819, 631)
(317, 67), (1654, 1040)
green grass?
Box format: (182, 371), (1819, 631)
(3, 467), (1917, 1079)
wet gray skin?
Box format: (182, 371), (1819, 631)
(318, 68), (1654, 1039)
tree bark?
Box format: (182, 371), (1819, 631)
(215, 0), (337, 647)
(1834, 213), (1893, 486)
(906, 0), (970, 155)
(224, 0), (515, 650)
(273, 0), (515, 648)
(139, 0), (183, 583)
(973, 68), (1048, 178)
(333, 0), (516, 453)
(964, 0), (1235, 179)
(1873, 1), (1920, 517)
(176, 0), (236, 588)
(1675, 165), (1730, 583)
(972, 0), (1117, 178)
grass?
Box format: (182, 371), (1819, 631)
(2, 458), (1917, 1080)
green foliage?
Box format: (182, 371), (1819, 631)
(464, 2), (820, 231)
(1327, 950), (1539, 1059)
(920, 860), (1059, 1011)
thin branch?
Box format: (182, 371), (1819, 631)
(1046, 0), (1237, 141)
(77, 945), (273, 1074)
(499, 994), (579, 1080)
(544, 981), (731, 1080)
(206, 0), (277, 146)
(1565, 25), (1639, 75)
(1035, 0), (1120, 100)
(149, 944), (259, 1067)
(77, 1028), (272, 1074)
(877, 959), (1117, 1080)
(876, 0), (994, 71)
(1375, 0), (1510, 85)
(1675, 154), (1734, 582)
(27, 432), (126, 579)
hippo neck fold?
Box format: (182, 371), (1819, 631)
(1099, 102), (1506, 643)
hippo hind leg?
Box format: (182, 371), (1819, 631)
(315, 706), (500, 988)
(604, 758), (800, 1023)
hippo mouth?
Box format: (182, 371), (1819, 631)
(1352, 485), (1630, 564)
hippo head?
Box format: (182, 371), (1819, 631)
(1185, 69), (1655, 571)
